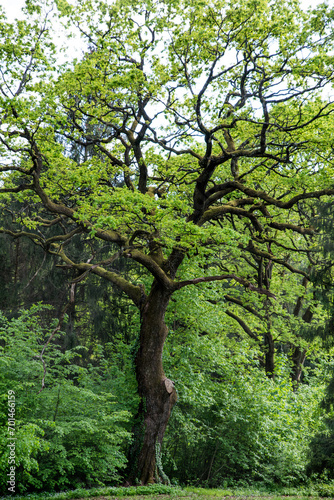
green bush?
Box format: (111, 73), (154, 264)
(0, 306), (131, 493)
(307, 362), (334, 479)
(162, 327), (325, 487)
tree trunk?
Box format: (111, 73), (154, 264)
(264, 330), (275, 379)
(291, 305), (312, 389)
(264, 299), (275, 379)
(290, 345), (307, 390)
(132, 280), (177, 484)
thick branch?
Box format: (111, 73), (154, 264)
(199, 205), (263, 232)
(124, 248), (174, 290)
(205, 180), (334, 210)
(54, 246), (144, 307)
(268, 221), (314, 235)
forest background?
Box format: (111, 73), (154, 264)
(1, 0), (334, 495)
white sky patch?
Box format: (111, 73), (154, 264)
(0, 0), (25, 21)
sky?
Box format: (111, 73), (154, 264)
(1, 0), (25, 20)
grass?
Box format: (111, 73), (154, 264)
(2, 483), (334, 500)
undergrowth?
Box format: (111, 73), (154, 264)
(2, 482), (334, 500)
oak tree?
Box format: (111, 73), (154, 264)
(1, 0), (334, 483)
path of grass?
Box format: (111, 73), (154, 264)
(2, 484), (334, 500)
(56, 494), (330, 500)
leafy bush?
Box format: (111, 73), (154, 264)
(162, 325), (325, 487)
(307, 362), (334, 479)
(0, 305), (131, 493)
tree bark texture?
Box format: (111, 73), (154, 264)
(134, 281), (177, 484)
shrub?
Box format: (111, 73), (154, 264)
(0, 306), (130, 493)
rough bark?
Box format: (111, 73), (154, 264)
(133, 280), (177, 484)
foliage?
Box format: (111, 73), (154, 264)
(0, 306), (131, 494)
(1, 0), (334, 345)
(162, 290), (327, 487)
(307, 355), (334, 477)
(303, 201), (334, 479)
(163, 327), (326, 487)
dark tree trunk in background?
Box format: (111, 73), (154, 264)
(264, 330), (275, 379)
(291, 305), (313, 389)
(291, 345), (307, 389)
(264, 298), (275, 379)
(133, 281), (177, 484)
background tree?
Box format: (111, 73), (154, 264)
(306, 201), (334, 479)
(1, 0), (334, 484)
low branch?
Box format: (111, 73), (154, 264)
(224, 294), (264, 319)
(225, 310), (259, 341)
(175, 273), (276, 298)
(53, 246), (144, 307)
(242, 243), (309, 278)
